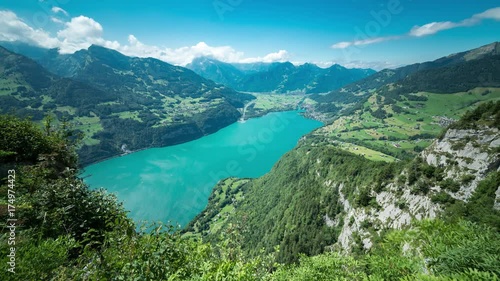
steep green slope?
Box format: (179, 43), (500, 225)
(0, 46), (254, 165)
(269, 219), (500, 280)
(304, 44), (500, 161)
(188, 100), (500, 264)
(0, 46), (114, 120)
(314, 87), (500, 161)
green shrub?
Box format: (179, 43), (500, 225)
(460, 174), (476, 185)
(440, 178), (461, 192)
(431, 191), (455, 205)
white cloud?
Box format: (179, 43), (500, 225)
(331, 36), (400, 49)
(239, 50), (289, 63)
(341, 60), (400, 70)
(473, 7), (500, 21)
(58, 16), (103, 39)
(56, 15), (111, 54)
(0, 10), (59, 48)
(0, 10), (289, 65)
(407, 7), (500, 37)
(51, 7), (68, 16)
(117, 38), (243, 65)
(332, 6), (500, 48)
(50, 16), (64, 24)
(409, 21), (461, 37)
(331, 42), (352, 49)
(117, 37), (289, 65)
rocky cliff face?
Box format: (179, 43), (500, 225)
(333, 125), (500, 252)
(422, 128), (500, 201)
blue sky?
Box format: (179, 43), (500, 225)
(1, 0), (499, 69)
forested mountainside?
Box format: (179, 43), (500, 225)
(1, 103), (499, 280)
(0, 45), (254, 165)
(186, 56), (375, 93)
(311, 42), (500, 119)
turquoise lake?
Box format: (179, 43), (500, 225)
(83, 111), (322, 226)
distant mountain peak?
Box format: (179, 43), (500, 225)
(86, 44), (128, 58)
(462, 41), (500, 61)
(191, 56), (218, 63)
(299, 62), (322, 70)
(186, 55), (376, 93)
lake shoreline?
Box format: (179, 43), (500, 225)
(82, 111), (323, 226)
(81, 108), (317, 170)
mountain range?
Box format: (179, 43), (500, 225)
(186, 56), (376, 93)
(311, 42), (500, 118)
(0, 44), (255, 165)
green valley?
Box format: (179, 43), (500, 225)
(314, 87), (500, 161)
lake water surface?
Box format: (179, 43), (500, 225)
(83, 111), (322, 226)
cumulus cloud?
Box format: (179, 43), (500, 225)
(55, 15), (121, 54)
(117, 37), (239, 65)
(0, 10), (289, 65)
(117, 37), (289, 65)
(239, 50), (289, 63)
(332, 6), (500, 48)
(58, 16), (103, 39)
(0, 10), (59, 48)
(51, 7), (68, 16)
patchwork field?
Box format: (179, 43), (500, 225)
(245, 93), (304, 117)
(314, 87), (500, 162)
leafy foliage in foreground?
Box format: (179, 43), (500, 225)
(271, 220), (500, 280)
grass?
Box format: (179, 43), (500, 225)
(157, 96), (225, 125)
(246, 93), (305, 117)
(184, 178), (249, 238)
(334, 141), (397, 162)
(111, 111), (142, 122)
(0, 80), (24, 96)
(56, 106), (76, 115)
(72, 116), (103, 146)
(315, 87), (500, 162)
